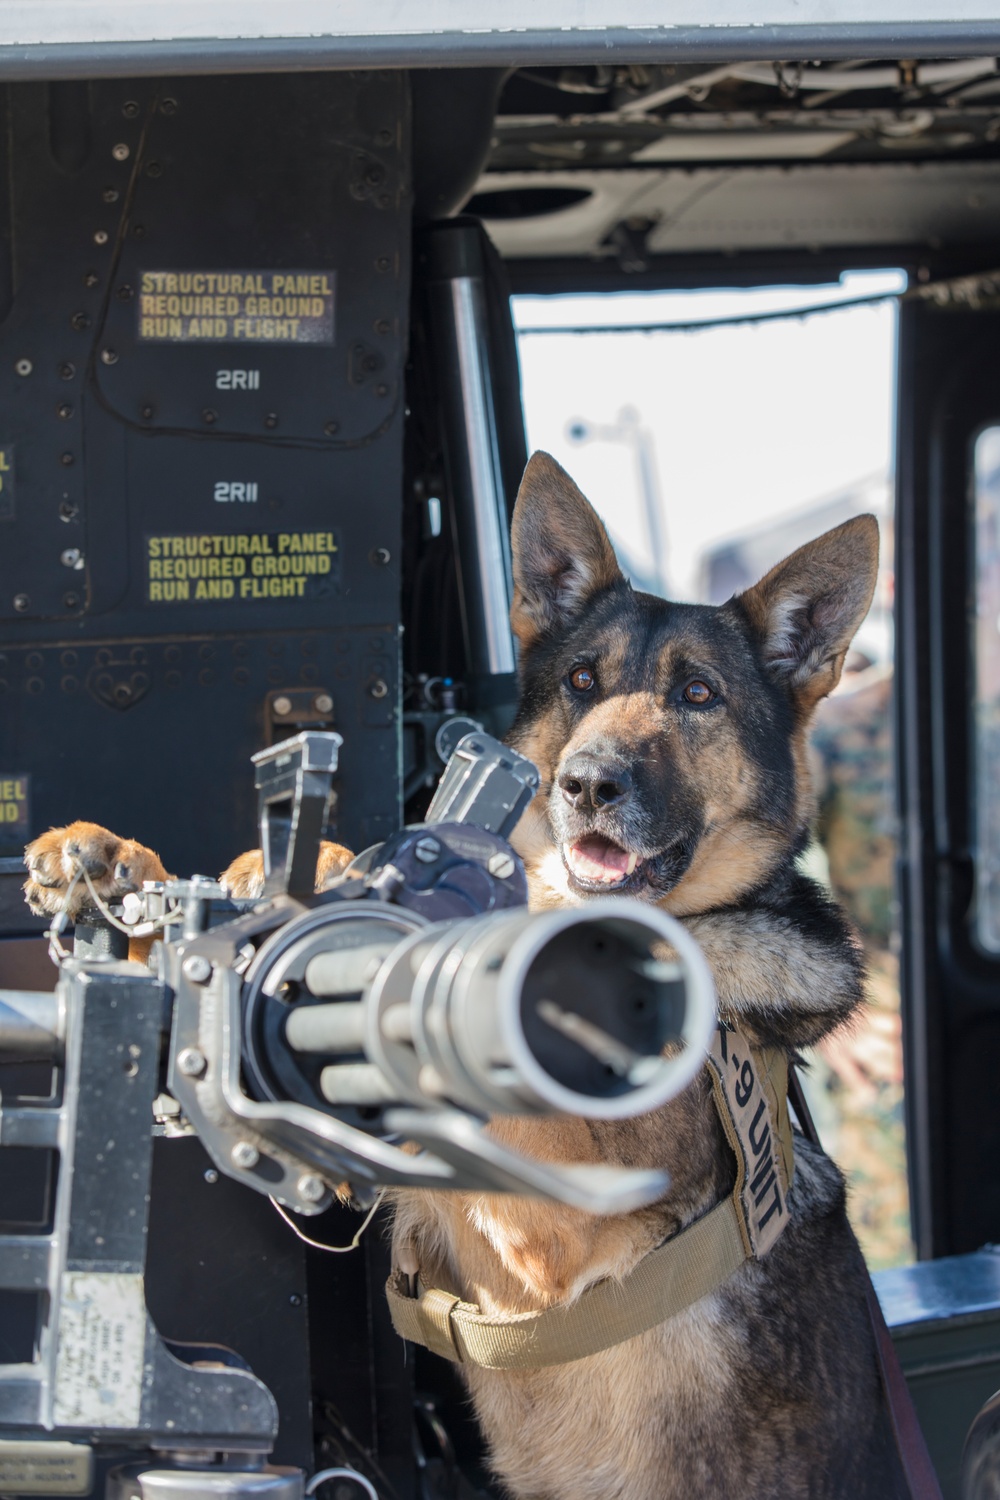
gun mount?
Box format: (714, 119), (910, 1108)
(0, 732), (716, 1499)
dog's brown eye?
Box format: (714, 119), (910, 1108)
(569, 666), (595, 693)
(683, 680), (714, 705)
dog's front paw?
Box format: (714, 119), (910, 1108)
(316, 840), (355, 890)
(220, 840), (356, 899)
(219, 848), (267, 898)
(23, 821), (168, 918)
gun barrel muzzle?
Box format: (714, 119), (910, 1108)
(362, 900), (716, 1120)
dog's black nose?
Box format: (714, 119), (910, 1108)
(558, 753), (632, 811)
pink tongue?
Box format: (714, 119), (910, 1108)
(570, 836), (630, 881)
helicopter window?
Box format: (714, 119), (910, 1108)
(513, 275), (911, 1268)
(973, 426), (1000, 954)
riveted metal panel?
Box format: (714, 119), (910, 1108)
(0, 70), (408, 882)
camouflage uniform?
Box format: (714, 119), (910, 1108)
(805, 664), (912, 1269)
(810, 663), (895, 949)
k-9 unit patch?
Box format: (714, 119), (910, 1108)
(706, 1025), (794, 1259)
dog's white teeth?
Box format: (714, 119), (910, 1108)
(625, 852), (638, 876)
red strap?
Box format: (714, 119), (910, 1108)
(787, 1066), (943, 1500)
(865, 1278), (944, 1500)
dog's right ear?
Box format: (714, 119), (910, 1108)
(510, 452), (624, 651)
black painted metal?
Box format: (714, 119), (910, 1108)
(0, 70), (422, 1496)
(896, 298), (1000, 1259)
(144, 1136), (313, 1470)
(0, 73), (409, 881)
(72, 913), (130, 960)
(403, 219), (524, 762)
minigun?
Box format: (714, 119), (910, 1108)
(0, 732), (716, 1500)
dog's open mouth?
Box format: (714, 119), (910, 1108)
(561, 833), (697, 896)
(564, 834), (640, 891)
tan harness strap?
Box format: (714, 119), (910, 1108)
(386, 1193), (749, 1370)
(386, 1031), (796, 1370)
(706, 1030), (794, 1259)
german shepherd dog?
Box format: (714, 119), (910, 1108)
(23, 452), (904, 1500)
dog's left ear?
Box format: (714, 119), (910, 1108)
(735, 514), (880, 712)
(510, 451), (625, 651)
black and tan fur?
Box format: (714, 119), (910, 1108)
(393, 454), (903, 1500)
(23, 451), (903, 1499)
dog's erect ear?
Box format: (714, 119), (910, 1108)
(510, 452), (625, 650)
(735, 514), (879, 711)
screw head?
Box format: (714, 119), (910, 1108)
(122, 100), (140, 118)
(202, 408), (218, 425)
(297, 1174), (326, 1204)
(264, 412), (278, 429)
(375, 256), (390, 272)
(57, 403), (73, 419)
(204, 1167), (219, 1184)
(369, 678), (389, 700)
(112, 142), (130, 161)
(272, 694), (293, 716)
(231, 1140), (260, 1170)
(488, 851), (516, 880)
(313, 692), (333, 715)
(182, 953), (212, 984)
(59, 501), (79, 521)
(70, 311), (90, 331)
(14, 358), (32, 376)
(60, 452), (75, 467)
(63, 592), (80, 610)
(101, 348), (118, 366)
(60, 548), (83, 569)
(146, 160), (162, 178)
(370, 546), (391, 566)
(415, 836), (441, 864)
(160, 97), (177, 115)
(117, 283), (134, 300)
(93, 229), (109, 245)
(12, 594), (29, 612)
(140, 404), (154, 420)
(177, 1046), (207, 1078)
(59, 362), (76, 380)
(102, 187), (119, 204)
(375, 383), (389, 397)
